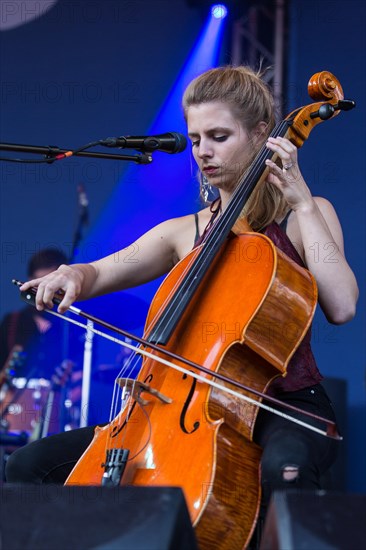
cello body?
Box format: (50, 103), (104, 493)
(66, 232), (317, 549)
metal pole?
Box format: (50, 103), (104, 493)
(79, 320), (94, 428)
(274, 0), (285, 118)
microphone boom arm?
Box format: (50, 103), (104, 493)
(0, 142), (153, 164)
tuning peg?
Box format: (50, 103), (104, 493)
(310, 99), (356, 120)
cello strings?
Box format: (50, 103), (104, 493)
(117, 122), (288, 361)
(107, 345), (147, 452)
(139, 248), (199, 339)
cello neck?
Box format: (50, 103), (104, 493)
(147, 119), (291, 346)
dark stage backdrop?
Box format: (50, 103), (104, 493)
(0, 0), (365, 492)
(288, 0), (366, 493)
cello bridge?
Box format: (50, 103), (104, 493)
(116, 378), (173, 407)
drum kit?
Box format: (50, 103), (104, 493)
(0, 297), (142, 479)
(0, 346), (77, 464)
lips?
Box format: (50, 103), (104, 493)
(203, 166), (219, 175)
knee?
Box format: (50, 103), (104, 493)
(260, 430), (315, 488)
(261, 458), (303, 485)
(281, 465), (300, 482)
(5, 445), (42, 484)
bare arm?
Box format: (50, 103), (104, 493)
(287, 197), (359, 324)
(20, 215), (195, 313)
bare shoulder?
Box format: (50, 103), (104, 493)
(92, 209), (210, 291)
(161, 206), (211, 262)
(313, 196), (338, 216)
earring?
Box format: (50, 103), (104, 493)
(201, 174), (212, 202)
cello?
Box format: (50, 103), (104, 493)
(21, 72), (353, 549)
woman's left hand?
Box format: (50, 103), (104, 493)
(265, 136), (314, 212)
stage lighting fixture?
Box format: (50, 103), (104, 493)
(211, 4), (228, 19)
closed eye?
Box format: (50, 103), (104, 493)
(191, 136), (227, 146)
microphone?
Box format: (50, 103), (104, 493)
(100, 132), (187, 154)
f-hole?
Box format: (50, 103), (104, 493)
(179, 372), (200, 434)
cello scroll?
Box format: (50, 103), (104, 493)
(285, 71), (355, 147)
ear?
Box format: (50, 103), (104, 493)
(252, 121), (268, 145)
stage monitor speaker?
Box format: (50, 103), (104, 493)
(0, 484), (198, 550)
(260, 490), (366, 550)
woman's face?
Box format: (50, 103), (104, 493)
(187, 101), (256, 193)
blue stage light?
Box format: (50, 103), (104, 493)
(211, 4), (228, 19)
(78, 5), (227, 333)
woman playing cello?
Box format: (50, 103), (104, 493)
(6, 66), (359, 546)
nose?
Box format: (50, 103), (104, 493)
(196, 139), (213, 159)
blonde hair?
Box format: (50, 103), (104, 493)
(182, 65), (288, 231)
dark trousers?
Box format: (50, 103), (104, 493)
(249, 383), (339, 547)
(5, 424), (96, 484)
(254, 383), (338, 497)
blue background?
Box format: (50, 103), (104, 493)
(0, 0), (365, 492)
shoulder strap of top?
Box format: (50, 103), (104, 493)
(193, 198), (222, 248)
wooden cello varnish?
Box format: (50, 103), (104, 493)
(66, 233), (316, 548)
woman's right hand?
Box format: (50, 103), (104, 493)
(19, 264), (92, 314)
